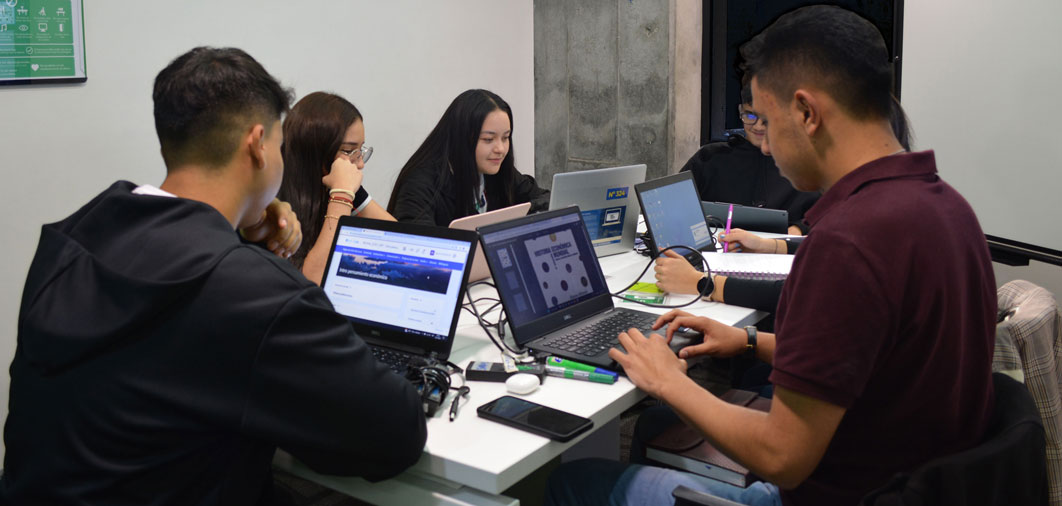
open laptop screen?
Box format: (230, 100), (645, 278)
(322, 224), (471, 342)
(637, 172), (714, 253)
(479, 209), (609, 330)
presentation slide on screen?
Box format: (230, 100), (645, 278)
(323, 229), (468, 339)
(524, 229), (594, 309)
(0, 0), (87, 82)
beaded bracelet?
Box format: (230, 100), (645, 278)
(324, 214), (343, 221)
(328, 198), (354, 210)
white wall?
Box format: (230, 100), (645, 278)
(0, 0), (534, 461)
(904, 1), (1062, 296)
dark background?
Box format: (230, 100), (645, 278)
(702, 0), (903, 143)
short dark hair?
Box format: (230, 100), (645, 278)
(153, 47), (293, 169)
(741, 5), (892, 120)
(278, 92), (364, 268)
(740, 82), (753, 106)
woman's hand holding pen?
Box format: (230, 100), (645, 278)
(719, 228), (775, 254)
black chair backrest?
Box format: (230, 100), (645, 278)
(862, 372), (1048, 506)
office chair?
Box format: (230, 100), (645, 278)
(860, 372), (1047, 506)
(993, 279), (1062, 505)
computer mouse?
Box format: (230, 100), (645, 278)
(505, 373), (541, 395)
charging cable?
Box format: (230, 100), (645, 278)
(610, 245), (714, 309)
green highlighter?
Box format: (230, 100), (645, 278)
(544, 365), (616, 384)
(546, 356), (620, 379)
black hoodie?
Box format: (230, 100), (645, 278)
(680, 135), (820, 234)
(1, 181), (427, 505)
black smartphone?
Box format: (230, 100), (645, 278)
(477, 395), (594, 442)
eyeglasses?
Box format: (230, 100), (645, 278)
(339, 145), (373, 163)
(739, 110), (763, 125)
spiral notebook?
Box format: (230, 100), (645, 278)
(702, 252), (793, 281)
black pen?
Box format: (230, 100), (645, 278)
(449, 386), (470, 422)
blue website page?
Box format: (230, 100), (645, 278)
(322, 227), (470, 341)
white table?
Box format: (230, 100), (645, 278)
(274, 249), (767, 505)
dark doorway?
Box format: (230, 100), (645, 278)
(701, 1), (903, 144)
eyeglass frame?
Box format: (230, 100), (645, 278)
(339, 145), (373, 164)
(738, 106), (764, 126)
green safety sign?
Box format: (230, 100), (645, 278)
(0, 0), (85, 81)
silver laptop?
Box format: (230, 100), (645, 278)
(548, 164), (646, 257)
(449, 202), (531, 282)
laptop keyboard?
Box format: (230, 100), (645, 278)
(540, 310), (658, 358)
(371, 346), (413, 375)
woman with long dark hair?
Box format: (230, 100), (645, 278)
(278, 91), (395, 285)
(387, 89), (549, 226)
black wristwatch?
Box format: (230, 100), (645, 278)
(696, 273), (715, 297)
(744, 326), (758, 359)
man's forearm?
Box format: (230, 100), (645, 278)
(661, 377), (794, 486)
(756, 331), (776, 365)
(660, 379), (843, 489)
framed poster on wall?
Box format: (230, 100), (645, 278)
(0, 0), (86, 85)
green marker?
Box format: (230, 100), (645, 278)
(546, 356), (619, 379)
(545, 365), (616, 384)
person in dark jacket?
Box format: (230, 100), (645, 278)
(387, 89), (549, 226)
(0, 47), (426, 506)
(681, 84), (819, 236)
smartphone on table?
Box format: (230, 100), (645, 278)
(477, 395), (594, 442)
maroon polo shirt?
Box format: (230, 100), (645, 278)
(770, 151), (996, 505)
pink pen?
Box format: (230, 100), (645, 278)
(723, 204), (734, 253)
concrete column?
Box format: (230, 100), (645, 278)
(533, 0), (702, 187)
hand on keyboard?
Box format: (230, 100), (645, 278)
(609, 328), (689, 399)
(651, 310), (747, 359)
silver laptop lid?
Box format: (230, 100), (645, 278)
(548, 164), (647, 257)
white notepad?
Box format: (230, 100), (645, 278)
(701, 252), (793, 281)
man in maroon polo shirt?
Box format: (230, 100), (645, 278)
(545, 5), (996, 506)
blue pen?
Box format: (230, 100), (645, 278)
(546, 356), (619, 379)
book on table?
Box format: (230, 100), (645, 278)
(644, 389), (770, 487)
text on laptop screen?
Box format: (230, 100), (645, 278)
(480, 212), (609, 328)
(322, 226), (471, 341)
(641, 178), (713, 252)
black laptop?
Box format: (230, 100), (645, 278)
(701, 201), (788, 234)
(635, 172), (717, 268)
(320, 216), (477, 374)
(477, 207), (697, 371)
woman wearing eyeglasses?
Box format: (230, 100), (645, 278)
(681, 82), (819, 236)
(387, 89), (549, 226)
(278, 91), (395, 285)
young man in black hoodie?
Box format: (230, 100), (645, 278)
(1, 47), (427, 505)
